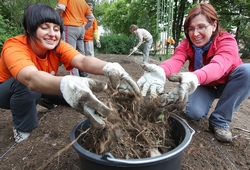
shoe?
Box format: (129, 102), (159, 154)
(38, 99), (57, 110)
(209, 123), (232, 142)
(13, 128), (30, 143)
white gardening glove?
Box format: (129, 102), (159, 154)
(96, 40), (101, 48)
(102, 62), (140, 96)
(133, 47), (138, 52)
(159, 72), (199, 110)
(137, 62), (166, 98)
(60, 75), (110, 129)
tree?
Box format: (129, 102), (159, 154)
(172, 0), (192, 48)
(210, 0), (250, 58)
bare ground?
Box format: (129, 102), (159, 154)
(0, 54), (250, 170)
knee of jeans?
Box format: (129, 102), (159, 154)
(185, 107), (205, 120)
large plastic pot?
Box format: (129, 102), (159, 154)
(70, 114), (195, 170)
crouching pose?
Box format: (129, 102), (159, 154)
(137, 3), (250, 142)
(0, 4), (140, 143)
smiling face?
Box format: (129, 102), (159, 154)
(35, 22), (61, 51)
(23, 4), (64, 57)
(188, 14), (217, 47)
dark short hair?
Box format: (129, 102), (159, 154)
(23, 3), (64, 41)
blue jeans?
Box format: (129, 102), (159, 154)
(0, 78), (68, 132)
(143, 38), (153, 62)
(185, 64), (250, 129)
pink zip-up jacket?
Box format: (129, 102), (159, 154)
(159, 32), (243, 86)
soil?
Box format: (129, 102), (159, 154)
(1, 54), (250, 170)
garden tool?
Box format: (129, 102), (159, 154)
(121, 43), (144, 63)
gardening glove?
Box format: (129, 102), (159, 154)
(96, 40), (101, 48)
(137, 62), (166, 98)
(159, 72), (199, 110)
(102, 62), (140, 97)
(133, 47), (138, 52)
(60, 75), (110, 129)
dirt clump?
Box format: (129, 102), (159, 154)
(82, 90), (176, 159)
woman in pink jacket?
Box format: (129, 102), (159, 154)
(137, 3), (250, 142)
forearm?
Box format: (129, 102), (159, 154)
(84, 57), (108, 75)
(135, 41), (143, 48)
(23, 71), (62, 94)
(71, 55), (108, 75)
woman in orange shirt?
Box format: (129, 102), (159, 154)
(0, 4), (140, 143)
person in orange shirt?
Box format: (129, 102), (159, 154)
(0, 4), (140, 143)
(83, 3), (101, 57)
(55, 0), (93, 77)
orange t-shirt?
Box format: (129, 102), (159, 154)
(58, 0), (92, 26)
(84, 18), (98, 41)
(0, 35), (80, 82)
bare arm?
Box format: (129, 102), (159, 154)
(70, 54), (108, 75)
(17, 66), (63, 94)
(16, 54), (108, 94)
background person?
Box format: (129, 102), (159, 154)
(55, 0), (93, 77)
(129, 24), (153, 62)
(137, 3), (250, 143)
(80, 3), (101, 77)
(0, 4), (140, 143)
(84, 3), (101, 57)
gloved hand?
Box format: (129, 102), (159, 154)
(96, 40), (101, 48)
(60, 75), (110, 129)
(159, 72), (199, 110)
(102, 62), (140, 96)
(137, 62), (166, 98)
(133, 47), (138, 52)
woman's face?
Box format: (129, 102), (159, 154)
(187, 14), (216, 47)
(35, 22), (61, 50)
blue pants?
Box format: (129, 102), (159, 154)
(185, 64), (250, 129)
(143, 38), (153, 62)
(0, 78), (68, 132)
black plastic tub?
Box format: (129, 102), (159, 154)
(70, 114), (195, 170)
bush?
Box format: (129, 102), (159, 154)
(97, 34), (134, 55)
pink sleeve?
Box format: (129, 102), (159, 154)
(159, 40), (189, 76)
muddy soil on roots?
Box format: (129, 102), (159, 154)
(0, 54), (250, 170)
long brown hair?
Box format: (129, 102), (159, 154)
(184, 3), (222, 42)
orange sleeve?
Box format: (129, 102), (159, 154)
(0, 35), (36, 81)
(92, 18), (98, 30)
(55, 41), (80, 70)
(0, 35), (80, 82)
(84, 18), (98, 41)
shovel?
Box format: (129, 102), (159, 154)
(121, 42), (144, 63)
(120, 48), (137, 63)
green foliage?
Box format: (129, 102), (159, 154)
(95, 0), (158, 40)
(0, 5), (23, 51)
(210, 0), (250, 58)
(97, 34), (133, 54)
(0, 0), (58, 51)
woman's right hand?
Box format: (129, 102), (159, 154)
(137, 62), (166, 98)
